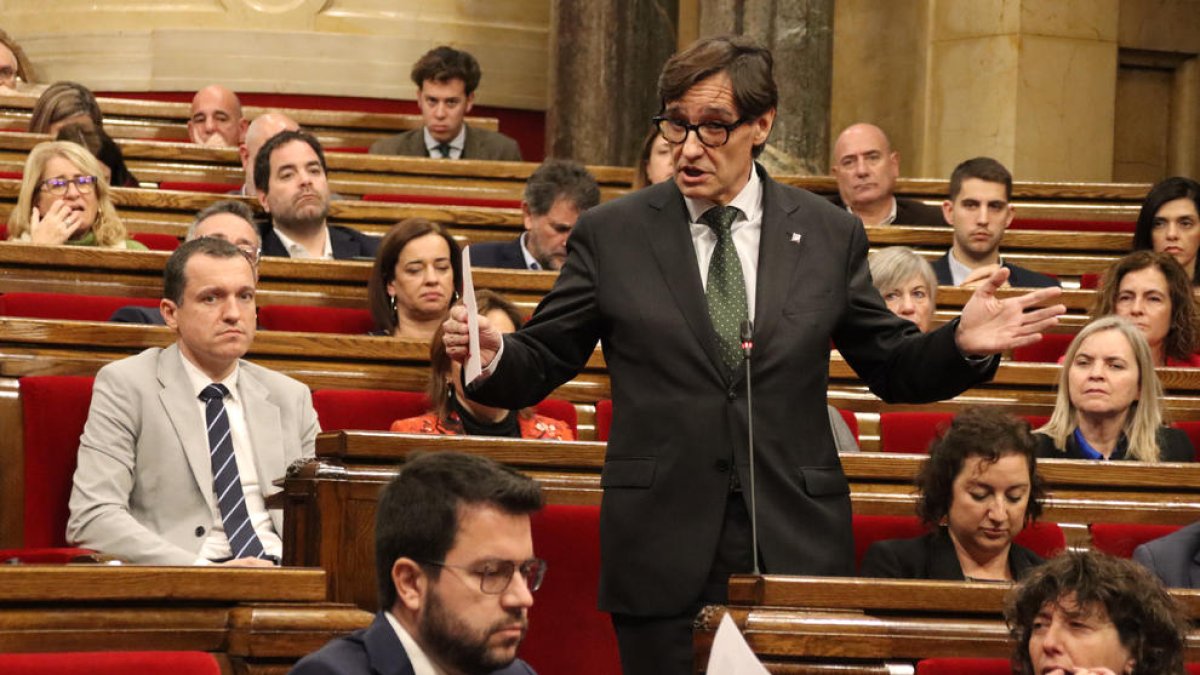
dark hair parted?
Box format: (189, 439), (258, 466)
(523, 159), (600, 217)
(162, 237), (251, 305)
(1006, 550), (1188, 675)
(1132, 176), (1200, 284)
(411, 46), (482, 95)
(375, 451), (543, 610)
(427, 290), (524, 420)
(252, 129), (326, 195)
(915, 407), (1045, 527)
(657, 35), (777, 158)
(367, 218), (462, 334)
(1091, 250), (1199, 362)
(948, 156), (1012, 202)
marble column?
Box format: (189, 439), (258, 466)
(547, 0), (679, 166)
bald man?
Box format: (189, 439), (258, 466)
(189, 85), (248, 149)
(238, 112), (300, 197)
(829, 123), (943, 227)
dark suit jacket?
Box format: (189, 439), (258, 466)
(470, 236), (529, 270)
(1033, 428), (1195, 462)
(1133, 521), (1200, 589)
(109, 306), (166, 325)
(468, 166), (997, 616)
(931, 253), (1060, 288)
(861, 529), (1043, 580)
(826, 194), (945, 227)
(259, 221), (380, 260)
(369, 125), (522, 161)
(289, 612), (536, 675)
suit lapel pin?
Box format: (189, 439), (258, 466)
(789, 232), (803, 244)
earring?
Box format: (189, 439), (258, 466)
(389, 294), (397, 312)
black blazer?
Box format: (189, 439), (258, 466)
(289, 611), (536, 675)
(861, 529), (1044, 580)
(1133, 520), (1200, 589)
(468, 165), (997, 616)
(109, 306), (166, 325)
(1034, 428), (1195, 462)
(259, 222), (380, 260)
(826, 194), (946, 227)
(931, 253), (1060, 288)
(469, 237), (529, 270)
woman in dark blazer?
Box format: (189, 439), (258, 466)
(862, 407), (1048, 581)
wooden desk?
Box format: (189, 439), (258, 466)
(0, 565), (371, 674)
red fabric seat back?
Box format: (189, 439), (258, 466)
(836, 407), (859, 441)
(916, 657), (1010, 675)
(595, 399), (613, 442)
(157, 181), (241, 194)
(313, 389), (429, 431)
(1014, 520), (1066, 559)
(532, 398), (577, 433)
(0, 651), (220, 675)
(0, 292), (159, 322)
(19, 376), (95, 548)
(878, 412), (953, 454)
(130, 232), (180, 251)
(256, 305), (377, 335)
(1011, 332), (1073, 363)
(362, 193), (523, 210)
(852, 514), (928, 572)
(525, 504), (619, 675)
(1169, 420), (1200, 462)
(1008, 218), (1135, 233)
(1089, 522), (1182, 559)
(1080, 272), (1101, 289)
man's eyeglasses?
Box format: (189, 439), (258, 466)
(39, 175), (98, 196)
(420, 557), (547, 595)
(237, 245), (261, 267)
(652, 115), (750, 148)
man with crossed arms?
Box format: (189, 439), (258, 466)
(68, 237), (319, 565)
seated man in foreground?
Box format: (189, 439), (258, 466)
(68, 237), (319, 564)
(290, 451), (541, 674)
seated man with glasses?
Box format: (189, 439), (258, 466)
(291, 451), (542, 675)
(110, 200), (263, 325)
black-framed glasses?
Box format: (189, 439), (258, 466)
(653, 115), (750, 148)
(39, 175), (97, 196)
(419, 557), (547, 594)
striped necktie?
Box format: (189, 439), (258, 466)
(701, 205), (748, 373)
(198, 383), (266, 561)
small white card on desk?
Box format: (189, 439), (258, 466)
(706, 612), (769, 675)
(461, 246), (483, 385)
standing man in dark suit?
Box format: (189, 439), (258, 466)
(470, 159), (600, 270)
(290, 452), (541, 675)
(932, 157), (1060, 288)
(370, 46), (522, 162)
(443, 36), (1064, 675)
(255, 130), (379, 260)
(829, 123), (944, 226)
(1133, 520), (1200, 589)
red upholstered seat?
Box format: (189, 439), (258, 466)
(916, 657), (1009, 675)
(1089, 522), (1182, 559)
(0, 292), (159, 322)
(852, 514), (928, 572)
(362, 193), (523, 210)
(0, 651), (220, 675)
(878, 412), (953, 454)
(312, 388), (577, 434)
(595, 399), (613, 442)
(1014, 520), (1066, 559)
(1011, 332), (1073, 363)
(1009, 218), (1135, 233)
(525, 504), (619, 675)
(836, 407), (859, 441)
(1080, 272), (1101, 289)
(1170, 420), (1200, 462)
(157, 181), (241, 194)
(256, 305), (377, 335)
(325, 146), (370, 154)
(130, 232), (181, 251)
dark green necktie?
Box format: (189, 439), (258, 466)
(435, 142), (452, 158)
(701, 205), (748, 373)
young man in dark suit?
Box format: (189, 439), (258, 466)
(932, 157), (1060, 288)
(443, 36), (1064, 675)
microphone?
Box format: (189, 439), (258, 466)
(739, 319), (760, 575)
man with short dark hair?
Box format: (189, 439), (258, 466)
(290, 451), (541, 675)
(189, 85), (248, 149)
(470, 159), (600, 270)
(370, 46), (521, 161)
(255, 130), (379, 259)
(69, 237), (319, 565)
(443, 35), (1064, 674)
(932, 157), (1059, 288)
(829, 123), (943, 226)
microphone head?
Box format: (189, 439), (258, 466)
(739, 320), (754, 354)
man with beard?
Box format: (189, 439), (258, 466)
(254, 129), (380, 259)
(290, 451), (542, 675)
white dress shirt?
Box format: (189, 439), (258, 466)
(272, 225), (333, 260)
(424, 126), (466, 160)
(683, 167), (763, 318)
(385, 610), (447, 675)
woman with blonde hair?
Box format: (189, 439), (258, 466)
(1034, 316), (1193, 462)
(6, 141), (145, 249)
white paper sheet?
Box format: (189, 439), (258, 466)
(461, 246), (483, 384)
(706, 612), (769, 675)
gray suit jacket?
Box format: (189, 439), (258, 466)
(1133, 521), (1200, 589)
(369, 125), (522, 161)
(67, 344), (319, 564)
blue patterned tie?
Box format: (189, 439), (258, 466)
(199, 383), (266, 560)
(701, 205), (749, 373)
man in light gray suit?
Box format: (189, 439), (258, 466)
(67, 237), (319, 565)
(1133, 521), (1200, 589)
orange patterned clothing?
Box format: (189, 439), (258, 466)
(390, 411), (575, 440)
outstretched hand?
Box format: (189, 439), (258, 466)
(442, 304), (504, 368)
(955, 266), (1066, 356)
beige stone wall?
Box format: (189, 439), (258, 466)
(0, 0), (550, 110)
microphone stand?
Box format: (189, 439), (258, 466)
(739, 320), (760, 575)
